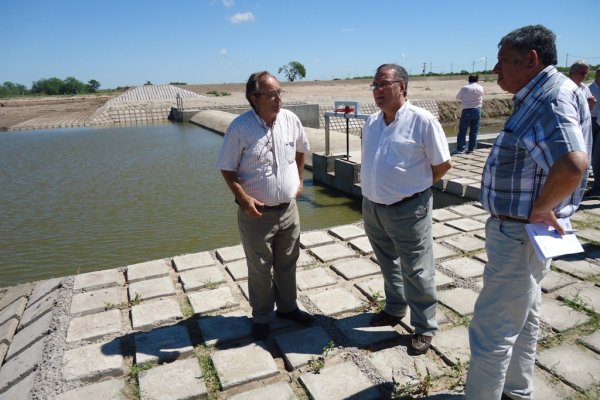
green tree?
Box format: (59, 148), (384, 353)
(0, 81), (27, 97)
(87, 79), (100, 92)
(278, 61), (306, 82)
(61, 76), (86, 94)
(31, 77), (63, 95)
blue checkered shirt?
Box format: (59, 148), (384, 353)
(480, 66), (590, 219)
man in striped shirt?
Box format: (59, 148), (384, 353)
(465, 25), (590, 400)
(217, 71), (313, 341)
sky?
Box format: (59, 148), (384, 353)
(1, 0), (598, 89)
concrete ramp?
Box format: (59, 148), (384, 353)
(88, 85), (206, 125)
(105, 85), (205, 104)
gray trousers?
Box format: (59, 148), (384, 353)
(238, 199), (300, 323)
(465, 217), (550, 400)
(362, 190), (438, 336)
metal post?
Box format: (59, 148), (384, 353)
(325, 115), (330, 156)
(345, 117), (350, 160)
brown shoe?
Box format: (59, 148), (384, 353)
(410, 334), (432, 355)
(369, 311), (403, 327)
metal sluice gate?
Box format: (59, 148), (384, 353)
(323, 101), (369, 159)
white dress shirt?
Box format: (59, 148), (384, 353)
(217, 108), (310, 206)
(360, 101), (451, 205)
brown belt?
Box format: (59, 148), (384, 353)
(376, 191), (423, 207)
(491, 214), (529, 223)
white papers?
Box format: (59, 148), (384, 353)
(525, 218), (584, 262)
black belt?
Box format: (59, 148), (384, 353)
(491, 214), (529, 223)
(234, 199), (290, 210)
(258, 202), (290, 210)
(375, 191), (423, 207)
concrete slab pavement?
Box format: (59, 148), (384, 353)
(0, 202), (599, 399)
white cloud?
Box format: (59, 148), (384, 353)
(222, 0), (234, 7)
(219, 48), (228, 56)
(229, 12), (255, 24)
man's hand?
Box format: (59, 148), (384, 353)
(295, 180), (304, 198)
(528, 151), (588, 235)
(529, 207), (564, 235)
(238, 195), (264, 218)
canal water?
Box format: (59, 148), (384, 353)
(0, 121), (480, 288)
(1, 123), (367, 287)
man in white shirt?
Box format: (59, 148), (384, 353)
(569, 61), (597, 196)
(586, 68), (600, 198)
(453, 74), (484, 154)
(217, 71), (313, 340)
(360, 63), (452, 355)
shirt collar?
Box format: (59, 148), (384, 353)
(378, 99), (411, 122)
(251, 108), (277, 128)
(513, 65), (556, 108)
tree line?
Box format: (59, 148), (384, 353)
(0, 77), (100, 97)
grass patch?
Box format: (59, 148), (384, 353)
(195, 346), (221, 398)
(364, 290), (385, 313)
(126, 362), (153, 399)
(206, 91), (231, 97)
(393, 364), (433, 399)
(105, 292), (141, 310)
(307, 341), (335, 374)
(569, 386), (600, 400)
(539, 293), (600, 350)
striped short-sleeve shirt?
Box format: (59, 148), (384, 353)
(480, 65), (590, 219)
(216, 108), (310, 206)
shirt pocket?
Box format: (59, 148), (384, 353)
(385, 139), (417, 170)
(284, 141), (296, 164)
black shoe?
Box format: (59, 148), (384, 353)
(451, 149), (465, 155)
(410, 334), (432, 355)
(251, 322), (269, 340)
(276, 308), (314, 326)
(369, 311), (403, 327)
(465, 149), (474, 154)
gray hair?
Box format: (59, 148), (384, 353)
(569, 60), (590, 76)
(245, 71), (277, 109)
(376, 63), (409, 97)
(498, 25), (557, 66)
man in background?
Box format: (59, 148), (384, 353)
(586, 68), (600, 198)
(453, 74), (484, 154)
(569, 60), (597, 112)
(465, 25), (589, 399)
(217, 71), (313, 341)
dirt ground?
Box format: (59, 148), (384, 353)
(0, 76), (512, 130)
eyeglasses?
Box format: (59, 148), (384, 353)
(369, 80), (403, 90)
(255, 89), (285, 99)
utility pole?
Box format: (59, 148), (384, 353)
(422, 62), (427, 75)
(429, 62), (432, 75)
(451, 63), (453, 74)
(565, 53), (569, 68)
(472, 61), (475, 73)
